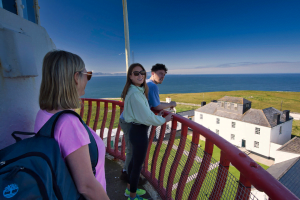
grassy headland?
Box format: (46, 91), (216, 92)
(160, 90), (300, 113)
(292, 120), (300, 137)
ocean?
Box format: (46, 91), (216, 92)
(83, 74), (300, 99)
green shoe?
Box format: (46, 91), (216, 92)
(127, 194), (147, 200)
(125, 188), (146, 197)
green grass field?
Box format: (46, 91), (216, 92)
(106, 90), (300, 116)
(292, 120), (300, 137)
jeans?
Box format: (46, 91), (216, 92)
(119, 118), (132, 172)
(127, 123), (149, 193)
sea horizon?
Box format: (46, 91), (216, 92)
(83, 73), (300, 98)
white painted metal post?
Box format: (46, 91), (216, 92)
(34, 0), (41, 25)
(122, 0), (130, 72)
(15, 0), (24, 18)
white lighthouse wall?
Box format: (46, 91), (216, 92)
(0, 8), (55, 149)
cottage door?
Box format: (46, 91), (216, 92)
(241, 139), (246, 147)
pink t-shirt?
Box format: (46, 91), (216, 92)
(34, 109), (106, 191)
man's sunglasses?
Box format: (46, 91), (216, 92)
(132, 70), (146, 76)
(81, 71), (93, 81)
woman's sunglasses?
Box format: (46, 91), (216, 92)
(132, 70), (146, 76)
(81, 71), (93, 81)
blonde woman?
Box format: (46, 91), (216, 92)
(121, 63), (173, 200)
(34, 50), (109, 200)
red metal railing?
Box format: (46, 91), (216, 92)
(80, 98), (298, 200)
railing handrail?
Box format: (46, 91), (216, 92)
(81, 98), (298, 200)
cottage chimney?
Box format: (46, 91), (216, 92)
(283, 110), (290, 121)
(201, 101), (206, 106)
(166, 97), (171, 103)
(273, 113), (281, 125)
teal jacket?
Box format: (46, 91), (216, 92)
(123, 84), (166, 126)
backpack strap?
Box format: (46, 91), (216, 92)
(11, 132), (36, 142)
(36, 110), (98, 175)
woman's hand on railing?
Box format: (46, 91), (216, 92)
(158, 110), (164, 116)
(164, 113), (174, 122)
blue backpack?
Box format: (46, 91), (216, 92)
(0, 110), (98, 200)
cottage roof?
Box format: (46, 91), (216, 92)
(195, 102), (287, 127)
(266, 156), (300, 198)
(218, 96), (251, 104)
(267, 157), (300, 180)
(262, 107), (291, 127)
(177, 110), (195, 117)
(277, 137), (300, 154)
(278, 158), (300, 199)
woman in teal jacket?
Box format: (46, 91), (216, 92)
(121, 63), (173, 200)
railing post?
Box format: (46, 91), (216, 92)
(92, 101), (101, 131)
(119, 106), (126, 160)
(86, 100), (92, 126)
(209, 151), (230, 200)
(107, 104), (116, 153)
(80, 98), (85, 118)
(114, 117), (122, 155)
(166, 125), (188, 200)
(158, 120), (178, 199)
(188, 139), (214, 200)
(235, 173), (251, 200)
(100, 102), (108, 140)
(143, 125), (157, 176)
(150, 123), (167, 196)
(151, 124), (166, 179)
(175, 131), (199, 200)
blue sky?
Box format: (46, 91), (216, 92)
(39, 0), (300, 74)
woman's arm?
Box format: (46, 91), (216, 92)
(65, 145), (110, 200)
(129, 92), (166, 126)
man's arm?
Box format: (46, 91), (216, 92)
(153, 101), (177, 111)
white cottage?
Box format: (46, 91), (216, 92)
(194, 96), (293, 159)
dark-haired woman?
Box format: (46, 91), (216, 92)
(121, 63), (173, 200)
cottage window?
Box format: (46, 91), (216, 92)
(231, 134), (235, 140)
(200, 114), (203, 119)
(254, 141), (259, 148)
(232, 122), (236, 128)
(221, 102), (224, 107)
(255, 127), (260, 135)
(216, 118), (220, 124)
(216, 129), (219, 135)
(227, 102), (231, 109)
(246, 103), (250, 108)
(279, 126), (282, 134)
(234, 103), (238, 110)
